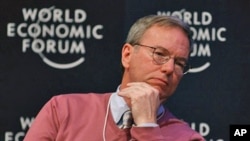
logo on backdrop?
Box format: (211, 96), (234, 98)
(190, 122), (224, 141)
(4, 117), (34, 141)
(7, 6), (104, 69)
(158, 9), (227, 73)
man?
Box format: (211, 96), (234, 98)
(24, 15), (205, 141)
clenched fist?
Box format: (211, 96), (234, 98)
(118, 82), (161, 126)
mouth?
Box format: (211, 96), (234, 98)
(149, 77), (168, 86)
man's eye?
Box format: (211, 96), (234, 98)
(175, 61), (186, 69)
(154, 51), (165, 57)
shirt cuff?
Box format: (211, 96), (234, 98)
(135, 123), (159, 127)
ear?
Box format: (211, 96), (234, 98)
(121, 43), (134, 69)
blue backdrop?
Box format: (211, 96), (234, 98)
(1, 1), (249, 141)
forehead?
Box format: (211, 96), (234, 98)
(142, 25), (188, 41)
(140, 25), (190, 55)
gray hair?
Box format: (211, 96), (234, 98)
(126, 15), (193, 51)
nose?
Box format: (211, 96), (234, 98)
(160, 58), (175, 74)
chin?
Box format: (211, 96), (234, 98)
(152, 85), (169, 94)
(158, 89), (173, 100)
(160, 92), (172, 98)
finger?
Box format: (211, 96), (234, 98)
(118, 82), (159, 99)
(127, 82), (150, 87)
(118, 82), (147, 97)
(127, 82), (159, 95)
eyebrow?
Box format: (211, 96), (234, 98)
(175, 57), (188, 63)
(155, 45), (189, 62)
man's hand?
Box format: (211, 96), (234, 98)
(118, 82), (161, 126)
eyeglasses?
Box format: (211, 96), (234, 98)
(134, 44), (191, 75)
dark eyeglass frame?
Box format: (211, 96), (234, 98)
(134, 44), (191, 74)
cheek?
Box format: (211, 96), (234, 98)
(171, 74), (183, 91)
(172, 73), (182, 83)
(130, 57), (155, 79)
(131, 61), (152, 76)
(131, 53), (153, 70)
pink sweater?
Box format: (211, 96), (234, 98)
(24, 93), (204, 141)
